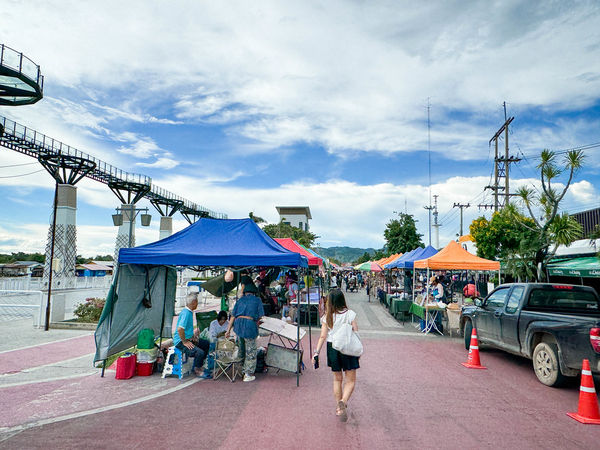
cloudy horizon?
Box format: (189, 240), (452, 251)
(1, 0), (599, 257)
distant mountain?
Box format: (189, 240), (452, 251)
(314, 246), (377, 264)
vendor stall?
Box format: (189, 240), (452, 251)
(412, 240), (500, 335)
(94, 218), (308, 385)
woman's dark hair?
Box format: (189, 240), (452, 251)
(217, 311), (228, 321)
(326, 289), (348, 328)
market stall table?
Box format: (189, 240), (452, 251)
(409, 302), (444, 335)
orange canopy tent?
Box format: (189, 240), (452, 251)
(414, 240), (499, 271)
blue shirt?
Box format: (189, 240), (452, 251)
(232, 294), (265, 339)
(173, 307), (194, 346)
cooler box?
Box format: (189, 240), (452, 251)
(136, 361), (154, 376)
(115, 353), (137, 379)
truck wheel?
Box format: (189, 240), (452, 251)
(532, 342), (565, 387)
(464, 320), (473, 350)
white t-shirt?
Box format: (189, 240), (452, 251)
(321, 309), (357, 343)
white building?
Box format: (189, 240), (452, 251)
(276, 206), (312, 231)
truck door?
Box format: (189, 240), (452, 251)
(477, 287), (510, 344)
(500, 285), (525, 353)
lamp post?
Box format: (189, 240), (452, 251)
(112, 205), (152, 247)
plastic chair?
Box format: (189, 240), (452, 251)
(161, 346), (192, 380)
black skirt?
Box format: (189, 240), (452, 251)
(326, 341), (360, 372)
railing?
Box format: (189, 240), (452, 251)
(0, 114), (227, 219)
(0, 290), (45, 328)
(0, 44), (44, 92)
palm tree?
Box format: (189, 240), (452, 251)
(516, 149), (584, 280)
(248, 212), (266, 224)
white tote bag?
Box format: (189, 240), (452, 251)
(331, 311), (363, 357)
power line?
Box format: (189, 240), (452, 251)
(0, 168), (45, 178)
(0, 161), (38, 168)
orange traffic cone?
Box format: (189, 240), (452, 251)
(461, 327), (486, 369)
(567, 359), (600, 424)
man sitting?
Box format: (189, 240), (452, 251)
(173, 293), (210, 378)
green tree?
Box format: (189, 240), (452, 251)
(248, 211), (266, 224)
(515, 149), (584, 280)
(470, 205), (539, 280)
(262, 221), (318, 248)
(383, 213), (423, 254)
(355, 252), (371, 264)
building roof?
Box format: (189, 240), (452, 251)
(275, 206), (312, 219)
(76, 263), (113, 271)
(14, 261), (43, 266)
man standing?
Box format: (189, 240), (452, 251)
(174, 293), (210, 377)
(225, 282), (265, 382)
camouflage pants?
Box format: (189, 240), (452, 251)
(238, 337), (258, 375)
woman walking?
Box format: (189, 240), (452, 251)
(313, 289), (360, 422)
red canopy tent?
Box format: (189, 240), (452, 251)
(274, 238), (323, 266)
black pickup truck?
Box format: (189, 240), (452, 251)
(460, 283), (600, 387)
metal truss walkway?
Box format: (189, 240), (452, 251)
(0, 114), (226, 220)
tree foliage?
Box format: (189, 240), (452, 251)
(355, 252), (371, 264)
(383, 213), (423, 254)
(470, 205), (540, 280)
(248, 211), (266, 224)
(470, 149), (584, 281)
(515, 149), (584, 280)
(262, 221), (318, 248)
(0, 252), (45, 264)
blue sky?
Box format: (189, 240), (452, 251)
(1, 1), (600, 256)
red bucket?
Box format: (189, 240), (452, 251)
(136, 361), (154, 376)
(115, 353), (137, 380)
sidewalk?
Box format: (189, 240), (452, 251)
(0, 289), (433, 441)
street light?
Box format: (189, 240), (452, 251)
(112, 205), (152, 247)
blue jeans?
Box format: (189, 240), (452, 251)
(176, 341), (207, 371)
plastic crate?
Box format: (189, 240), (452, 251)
(136, 361), (154, 376)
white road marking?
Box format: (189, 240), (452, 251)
(0, 377), (201, 438)
(0, 333), (93, 355)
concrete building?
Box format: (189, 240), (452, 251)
(276, 206), (311, 231)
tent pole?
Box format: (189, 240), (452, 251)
(101, 360), (106, 377)
(307, 271), (313, 359)
(158, 266), (169, 354)
(412, 270), (416, 303)
(296, 268), (301, 387)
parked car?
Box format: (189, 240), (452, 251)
(460, 283), (600, 387)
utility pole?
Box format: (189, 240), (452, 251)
(483, 105), (521, 211)
(424, 205), (433, 246)
(424, 97), (433, 247)
(453, 203), (470, 237)
(432, 194), (440, 248)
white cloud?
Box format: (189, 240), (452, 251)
(3, 1), (600, 157)
(136, 158), (179, 170)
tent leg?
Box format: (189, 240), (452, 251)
(296, 268), (301, 387)
(101, 360), (106, 378)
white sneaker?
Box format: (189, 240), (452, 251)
(243, 374), (255, 382)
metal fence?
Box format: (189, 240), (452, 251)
(0, 290), (44, 327)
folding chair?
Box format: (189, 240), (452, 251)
(212, 338), (243, 382)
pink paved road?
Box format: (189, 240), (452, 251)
(2, 333), (599, 449)
(0, 334), (95, 375)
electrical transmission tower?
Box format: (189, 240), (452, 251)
(453, 203), (470, 237)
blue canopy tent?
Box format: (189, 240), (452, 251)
(95, 218), (308, 378)
(402, 245), (438, 269)
(385, 247), (420, 269)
